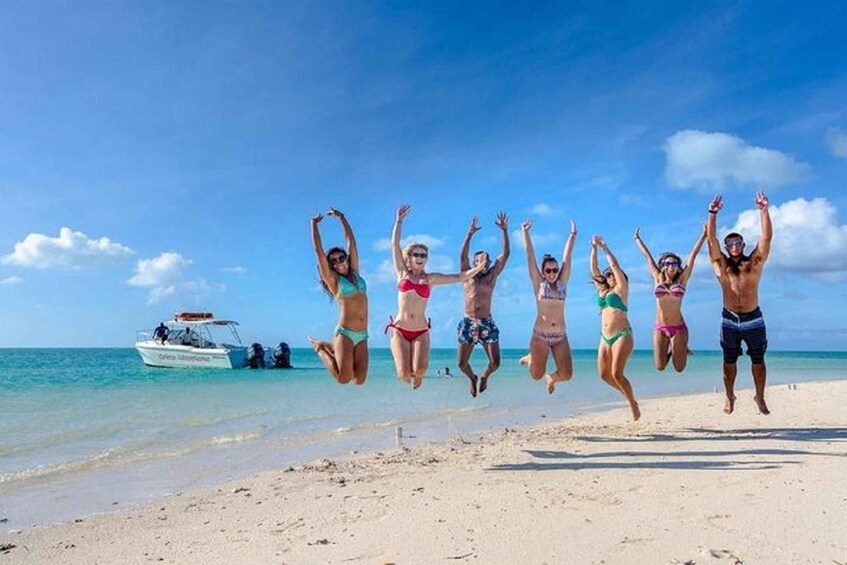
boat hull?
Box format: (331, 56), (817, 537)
(135, 341), (247, 369)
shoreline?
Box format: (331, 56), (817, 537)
(3, 380), (846, 564)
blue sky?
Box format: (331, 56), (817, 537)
(2, 1), (846, 350)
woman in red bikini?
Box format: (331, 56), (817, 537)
(633, 225), (706, 373)
(388, 204), (485, 389)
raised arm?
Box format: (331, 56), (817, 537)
(328, 208), (358, 272)
(558, 219), (577, 284)
(633, 227), (660, 280)
(752, 190), (772, 263)
(679, 224), (707, 285)
(392, 204), (411, 278)
(311, 214), (336, 290)
(706, 194), (725, 277)
(598, 237), (628, 296)
(491, 212), (510, 276)
(522, 219), (541, 287)
(459, 216), (479, 271)
(590, 235), (602, 286)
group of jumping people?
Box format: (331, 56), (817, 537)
(309, 191), (774, 420)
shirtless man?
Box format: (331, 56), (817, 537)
(457, 213), (510, 397)
(707, 190), (773, 415)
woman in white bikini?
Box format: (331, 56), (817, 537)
(519, 218), (577, 394)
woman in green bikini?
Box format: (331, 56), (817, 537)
(310, 208), (369, 385)
(590, 235), (640, 420)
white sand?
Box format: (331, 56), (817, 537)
(3, 381), (846, 564)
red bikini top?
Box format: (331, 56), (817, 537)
(398, 278), (431, 298)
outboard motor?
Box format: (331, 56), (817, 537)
(246, 342), (266, 369)
(272, 342), (292, 368)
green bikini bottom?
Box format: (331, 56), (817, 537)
(335, 326), (369, 347)
(601, 327), (632, 347)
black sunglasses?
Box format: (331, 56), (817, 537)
(544, 267), (559, 274)
(329, 254), (348, 265)
(411, 252), (428, 259)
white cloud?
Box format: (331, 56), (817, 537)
(221, 266), (248, 274)
(528, 203), (560, 217)
(373, 234), (445, 252)
(663, 130), (810, 190)
(127, 252), (190, 288)
(722, 197), (847, 279)
(126, 252), (223, 304)
(0, 276), (23, 285)
(826, 128), (847, 159)
(1, 227), (134, 269)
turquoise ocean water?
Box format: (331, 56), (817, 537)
(2, 347), (846, 530)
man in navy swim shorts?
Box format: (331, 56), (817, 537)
(706, 190), (773, 415)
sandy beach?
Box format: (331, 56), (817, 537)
(3, 380), (846, 564)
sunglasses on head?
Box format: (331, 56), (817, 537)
(544, 267), (559, 274)
(411, 252), (428, 259)
(329, 254), (348, 265)
(725, 241), (744, 249)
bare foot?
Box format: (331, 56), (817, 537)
(308, 336), (332, 355)
(630, 402), (641, 421)
(412, 375), (423, 390)
(723, 395), (736, 415)
(519, 353), (531, 367)
(754, 395), (770, 415)
(478, 376), (489, 394)
(545, 374), (556, 394)
(467, 373), (478, 398)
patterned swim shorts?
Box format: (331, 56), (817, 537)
(720, 307), (767, 364)
(457, 317), (500, 345)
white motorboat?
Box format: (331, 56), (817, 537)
(135, 312), (249, 369)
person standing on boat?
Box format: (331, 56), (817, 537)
(310, 208), (369, 385)
(153, 322), (169, 345)
(456, 213), (510, 397)
(387, 204), (485, 390)
(181, 327), (194, 346)
(706, 191), (773, 415)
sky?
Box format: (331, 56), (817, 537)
(1, 1), (846, 350)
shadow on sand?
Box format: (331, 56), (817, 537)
(487, 427), (847, 472)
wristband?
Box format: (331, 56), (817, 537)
(708, 210), (717, 214)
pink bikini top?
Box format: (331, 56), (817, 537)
(398, 278), (431, 298)
(654, 283), (685, 299)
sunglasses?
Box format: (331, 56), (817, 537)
(544, 267), (560, 274)
(725, 241), (744, 249)
(411, 252), (428, 259)
(662, 261), (681, 268)
(329, 254), (348, 265)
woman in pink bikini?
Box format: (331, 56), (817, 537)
(388, 204), (485, 389)
(518, 218), (577, 394)
(633, 225), (706, 372)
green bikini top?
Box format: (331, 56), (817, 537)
(336, 273), (367, 298)
(597, 291), (628, 312)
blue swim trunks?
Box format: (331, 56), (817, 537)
(720, 307), (767, 364)
(457, 317), (500, 345)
